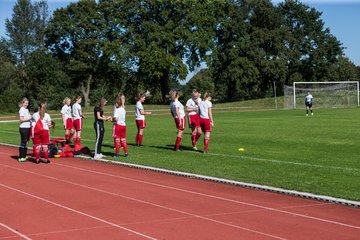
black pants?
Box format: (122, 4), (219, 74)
(19, 128), (30, 158)
(94, 121), (105, 155)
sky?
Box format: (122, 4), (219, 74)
(0, 0), (360, 68)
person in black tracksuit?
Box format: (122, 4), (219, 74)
(93, 97), (111, 159)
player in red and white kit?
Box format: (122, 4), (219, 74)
(198, 92), (214, 154)
(135, 93), (152, 146)
(61, 97), (74, 144)
(186, 89), (202, 150)
(32, 102), (52, 164)
(72, 96), (83, 147)
(170, 90), (186, 151)
(113, 94), (128, 158)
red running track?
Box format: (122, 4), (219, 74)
(0, 145), (359, 240)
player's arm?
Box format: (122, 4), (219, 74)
(208, 107), (214, 127)
(19, 115), (32, 123)
(186, 105), (198, 113)
(139, 109), (151, 116)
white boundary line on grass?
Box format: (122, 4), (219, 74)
(0, 222), (32, 240)
(1, 142), (359, 208)
(0, 134), (358, 173)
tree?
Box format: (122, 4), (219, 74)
(27, 49), (71, 109)
(122, 0), (218, 102)
(46, 0), (133, 106)
(5, 0), (48, 65)
(185, 69), (214, 100)
(46, 1), (105, 107)
(279, 0), (343, 83)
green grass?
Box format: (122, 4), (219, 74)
(1, 102), (359, 201)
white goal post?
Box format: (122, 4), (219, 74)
(284, 81), (360, 109)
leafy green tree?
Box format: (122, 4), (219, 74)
(5, 0), (48, 65)
(184, 69), (214, 100)
(27, 49), (71, 109)
(279, 0), (343, 83)
(47, 0), (132, 106)
(122, 0), (218, 102)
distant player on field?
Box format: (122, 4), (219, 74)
(305, 92), (313, 116)
(18, 98), (32, 162)
(72, 96), (83, 146)
(170, 90), (186, 151)
(186, 89), (202, 150)
(135, 93), (152, 146)
(32, 102), (52, 164)
(113, 94), (129, 158)
(61, 97), (74, 144)
(199, 92), (214, 154)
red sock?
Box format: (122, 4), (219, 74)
(65, 133), (69, 141)
(139, 134), (143, 145)
(34, 145), (41, 159)
(77, 137), (81, 145)
(73, 138), (77, 145)
(135, 133), (139, 145)
(175, 137), (182, 150)
(42, 145), (49, 159)
(204, 138), (210, 152)
(121, 140), (128, 154)
(115, 139), (121, 155)
(191, 133), (197, 147)
(196, 133), (201, 141)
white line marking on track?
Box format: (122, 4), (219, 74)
(0, 164), (286, 240)
(51, 162), (360, 230)
(0, 183), (157, 240)
(0, 222), (32, 240)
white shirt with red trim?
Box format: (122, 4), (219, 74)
(61, 105), (72, 121)
(170, 100), (185, 119)
(199, 100), (212, 119)
(135, 101), (145, 120)
(114, 107), (126, 126)
(19, 107), (31, 128)
(32, 112), (52, 130)
(72, 103), (82, 120)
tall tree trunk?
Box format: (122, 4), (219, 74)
(81, 74), (92, 107)
(160, 69), (170, 104)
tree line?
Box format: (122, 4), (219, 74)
(1, 0), (359, 112)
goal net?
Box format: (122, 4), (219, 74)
(284, 81), (359, 109)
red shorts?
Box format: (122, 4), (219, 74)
(113, 124), (126, 138)
(33, 130), (50, 145)
(73, 118), (82, 131)
(188, 114), (200, 128)
(136, 119), (146, 129)
(200, 118), (212, 132)
(174, 117), (186, 130)
(64, 118), (74, 130)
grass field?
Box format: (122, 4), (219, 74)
(1, 101), (359, 201)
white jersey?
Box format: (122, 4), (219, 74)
(186, 98), (201, 116)
(32, 112), (51, 130)
(61, 105), (72, 121)
(170, 100), (185, 119)
(135, 101), (145, 120)
(19, 107), (31, 128)
(305, 94), (313, 104)
(72, 102), (82, 120)
(199, 100), (212, 119)
(114, 107), (126, 126)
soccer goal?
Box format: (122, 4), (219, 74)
(284, 81), (359, 109)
